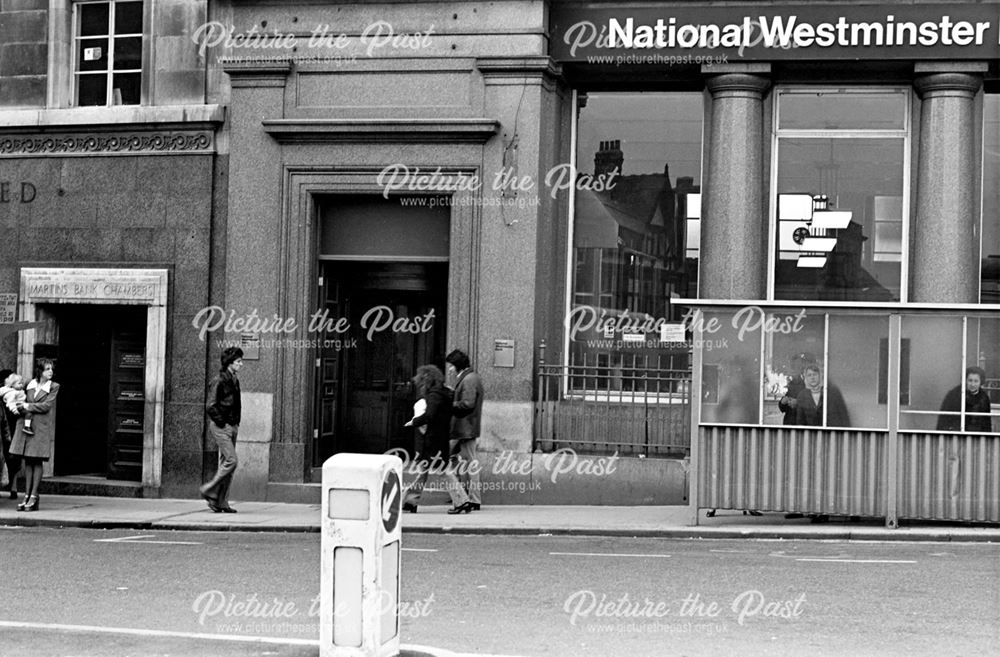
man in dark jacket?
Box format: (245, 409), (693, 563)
(200, 347), (243, 513)
(937, 366), (993, 432)
(446, 349), (484, 513)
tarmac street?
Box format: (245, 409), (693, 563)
(0, 526), (998, 657)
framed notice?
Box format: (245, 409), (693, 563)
(240, 333), (261, 360)
(660, 323), (686, 343)
(118, 351), (145, 369)
(493, 339), (515, 368)
(0, 293), (16, 324)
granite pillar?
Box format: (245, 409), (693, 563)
(911, 71), (982, 303)
(701, 71), (770, 300)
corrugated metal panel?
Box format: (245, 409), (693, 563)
(897, 433), (1000, 522)
(699, 426), (888, 517)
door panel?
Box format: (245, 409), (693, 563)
(107, 330), (145, 481)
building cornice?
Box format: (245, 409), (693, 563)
(262, 118), (500, 144)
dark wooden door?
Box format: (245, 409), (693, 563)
(313, 262), (447, 461)
(106, 324), (145, 481)
(313, 273), (343, 466)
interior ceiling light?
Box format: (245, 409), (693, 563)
(797, 255), (828, 268)
(799, 237), (838, 252)
(811, 211), (852, 230)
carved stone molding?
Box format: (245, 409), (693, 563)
(0, 130), (215, 157)
(262, 119), (499, 144)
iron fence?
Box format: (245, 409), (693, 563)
(534, 347), (692, 457)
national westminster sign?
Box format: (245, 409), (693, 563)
(550, 3), (1000, 62)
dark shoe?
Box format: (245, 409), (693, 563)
(447, 501), (474, 515)
(23, 496), (38, 512)
(469, 503), (481, 511)
(201, 492), (219, 511)
(16, 496), (28, 511)
(402, 503), (418, 513)
(705, 509), (716, 518)
(219, 506), (237, 514)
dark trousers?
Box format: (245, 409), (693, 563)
(1, 438), (20, 493)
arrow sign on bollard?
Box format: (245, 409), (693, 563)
(381, 470), (401, 533)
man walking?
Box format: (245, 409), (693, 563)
(200, 347), (243, 513)
(445, 349), (484, 513)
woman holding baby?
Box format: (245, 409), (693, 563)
(9, 358), (59, 512)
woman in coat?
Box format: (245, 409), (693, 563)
(10, 359), (59, 512)
(402, 364), (456, 513)
(937, 366), (993, 432)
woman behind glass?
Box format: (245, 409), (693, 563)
(10, 359), (59, 512)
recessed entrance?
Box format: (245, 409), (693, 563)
(313, 261), (448, 464)
(35, 304), (146, 480)
(18, 267), (168, 490)
(311, 194), (451, 465)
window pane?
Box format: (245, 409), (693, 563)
(78, 2), (110, 37)
(700, 311), (761, 424)
(982, 95), (1000, 302)
(828, 315), (889, 429)
(111, 72), (140, 105)
(762, 310), (824, 426)
(963, 317), (1000, 433)
(114, 36), (142, 70)
(778, 90), (906, 130)
(775, 138), (904, 301)
(569, 92), (702, 368)
(899, 316), (963, 431)
(77, 37), (109, 72)
(77, 73), (107, 106)
(114, 0), (144, 34)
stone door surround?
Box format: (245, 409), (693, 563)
(17, 267), (168, 490)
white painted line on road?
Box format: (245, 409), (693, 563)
(769, 550), (851, 560)
(94, 534), (203, 545)
(550, 551), (671, 558)
(402, 547), (438, 552)
(709, 548), (754, 553)
(795, 558), (917, 564)
(0, 620), (316, 646)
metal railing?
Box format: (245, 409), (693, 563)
(534, 342), (692, 457)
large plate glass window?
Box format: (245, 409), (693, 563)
(772, 88), (909, 301)
(569, 92), (703, 377)
(73, 0), (143, 106)
(899, 315), (1000, 433)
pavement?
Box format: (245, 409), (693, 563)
(1, 493), (998, 541)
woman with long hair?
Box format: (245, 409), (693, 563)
(402, 364), (470, 513)
(10, 358), (59, 512)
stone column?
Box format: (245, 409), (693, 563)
(701, 67), (771, 299)
(911, 67), (984, 303)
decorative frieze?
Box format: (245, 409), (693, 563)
(0, 131), (215, 157)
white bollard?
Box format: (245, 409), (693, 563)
(321, 453), (403, 657)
